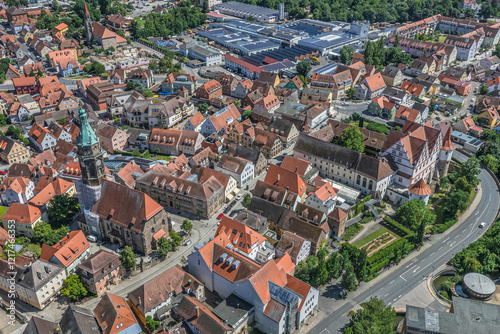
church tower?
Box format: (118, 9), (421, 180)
(77, 107), (105, 186)
(84, 2), (93, 46)
(75, 106), (105, 238)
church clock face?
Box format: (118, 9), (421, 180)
(97, 160), (102, 166)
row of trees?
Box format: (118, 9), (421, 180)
(451, 218), (500, 275)
(440, 157), (480, 220)
(295, 244), (367, 291)
(362, 40), (413, 71)
(238, 0), (492, 24)
(131, 1), (206, 38)
(477, 129), (500, 175)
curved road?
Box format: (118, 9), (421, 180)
(309, 151), (500, 334)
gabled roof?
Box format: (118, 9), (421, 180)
(77, 249), (119, 275)
(280, 155), (311, 177)
(128, 265), (203, 314)
(93, 293), (141, 334)
(175, 296), (230, 334)
(92, 180), (163, 233)
(362, 72), (386, 92)
(2, 203), (41, 225)
(215, 216), (266, 254)
(40, 230), (89, 268)
(115, 161), (144, 188)
(264, 164), (306, 197)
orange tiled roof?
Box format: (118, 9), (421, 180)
(215, 216), (266, 254)
(264, 164), (306, 197)
(2, 203), (41, 225)
(40, 230), (89, 268)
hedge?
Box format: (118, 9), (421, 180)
(431, 218), (458, 234)
(366, 236), (416, 275)
(383, 216), (413, 236)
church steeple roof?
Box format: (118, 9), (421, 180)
(84, 2), (90, 15)
(77, 107), (99, 147)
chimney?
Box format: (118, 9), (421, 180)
(277, 174), (280, 181)
(138, 297), (141, 305)
(195, 306), (200, 318)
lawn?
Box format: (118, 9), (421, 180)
(438, 34), (447, 43)
(0, 206), (8, 219)
(352, 227), (391, 248)
(153, 155), (172, 162)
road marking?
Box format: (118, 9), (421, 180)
(454, 235), (460, 239)
(320, 329), (330, 334)
(450, 241), (456, 247)
(400, 275), (407, 281)
(388, 302), (392, 306)
(413, 266), (420, 273)
(443, 237), (450, 242)
(399, 295), (402, 298)
(429, 252), (435, 256)
(384, 293), (389, 297)
(393, 298), (397, 302)
(438, 246), (443, 250)
(389, 280), (395, 284)
(475, 211), (479, 216)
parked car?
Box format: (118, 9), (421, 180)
(236, 194), (243, 200)
(0, 171), (6, 175)
(185, 240), (192, 246)
(217, 213), (224, 219)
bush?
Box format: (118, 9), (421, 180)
(366, 122), (390, 134)
(431, 218), (458, 234)
(383, 216), (412, 236)
(439, 290), (449, 299)
(343, 223), (363, 241)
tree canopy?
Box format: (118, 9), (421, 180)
(396, 199), (435, 231)
(33, 222), (70, 246)
(338, 126), (365, 153)
(340, 45), (355, 65)
(296, 61), (312, 77)
(119, 246), (136, 271)
(345, 297), (396, 334)
(61, 275), (88, 301)
(48, 194), (80, 228)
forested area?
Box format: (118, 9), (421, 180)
(239, 0), (499, 23)
(130, 1), (207, 38)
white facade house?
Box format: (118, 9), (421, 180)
(304, 182), (337, 215)
(294, 134), (395, 199)
(215, 155), (254, 187)
(28, 124), (57, 152)
(0, 178), (34, 205)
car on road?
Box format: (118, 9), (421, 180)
(217, 213), (224, 219)
(0, 171), (6, 175)
(436, 116), (442, 121)
(479, 222), (486, 228)
(236, 194), (243, 200)
(185, 240), (192, 246)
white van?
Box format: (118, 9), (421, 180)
(87, 235), (97, 242)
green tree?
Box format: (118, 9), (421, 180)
(61, 275), (88, 301)
(355, 249), (367, 281)
(459, 156), (481, 187)
(346, 87), (356, 99)
(396, 199), (435, 231)
(296, 60), (312, 77)
(242, 109), (252, 120)
(0, 114), (7, 127)
(479, 84), (489, 95)
(340, 45), (355, 65)
(47, 194), (80, 228)
(416, 220), (426, 246)
(341, 261), (357, 291)
(454, 176), (473, 193)
(33, 222), (70, 246)
(346, 297), (396, 334)
(202, 0), (209, 13)
(338, 126), (365, 153)
(143, 88), (154, 97)
(480, 154), (499, 174)
(443, 190), (469, 218)
(170, 230), (182, 249)
(316, 261), (329, 285)
(157, 236), (172, 256)
(464, 256), (483, 273)
(243, 193), (252, 207)
(198, 103), (209, 114)
(182, 218), (192, 232)
(326, 253), (343, 279)
(146, 316), (161, 332)
(119, 246), (136, 271)
(149, 59), (158, 72)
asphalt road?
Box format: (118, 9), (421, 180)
(309, 151), (500, 334)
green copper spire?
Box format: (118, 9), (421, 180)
(77, 106), (99, 147)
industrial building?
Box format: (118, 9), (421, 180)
(212, 1), (286, 23)
(179, 42), (223, 66)
(198, 28), (280, 55)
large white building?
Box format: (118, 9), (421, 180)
(188, 233), (319, 334)
(180, 42), (223, 66)
(293, 134), (396, 199)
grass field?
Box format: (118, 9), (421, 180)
(352, 227), (391, 248)
(438, 34), (447, 43)
(0, 206), (8, 219)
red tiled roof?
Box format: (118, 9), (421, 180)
(215, 216), (266, 254)
(2, 203), (41, 225)
(40, 230), (89, 268)
(409, 178), (431, 196)
(264, 164), (306, 197)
